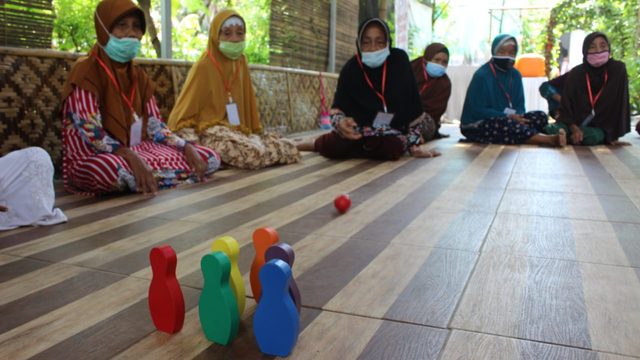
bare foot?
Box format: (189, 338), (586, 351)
(437, 132), (450, 138)
(557, 129), (567, 147)
(412, 149), (442, 158)
(293, 138), (317, 151)
(610, 140), (631, 146)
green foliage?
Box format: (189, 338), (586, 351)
(538, 0), (640, 113)
(52, 0), (100, 52)
(51, 0), (271, 64)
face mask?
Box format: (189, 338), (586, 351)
(361, 48), (390, 68)
(219, 41), (246, 60)
(492, 56), (516, 71)
(95, 12), (141, 63)
(587, 51), (610, 67)
(426, 61), (446, 77)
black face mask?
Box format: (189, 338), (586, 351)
(492, 56), (516, 71)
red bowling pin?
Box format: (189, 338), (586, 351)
(149, 245), (185, 334)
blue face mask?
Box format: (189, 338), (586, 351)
(426, 61), (447, 77)
(96, 11), (141, 63)
(361, 48), (390, 68)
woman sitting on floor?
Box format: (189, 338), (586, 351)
(167, 10), (300, 170)
(459, 34), (566, 147)
(0, 148), (67, 230)
(296, 18), (441, 160)
(538, 72), (569, 120)
(544, 32), (631, 146)
(410, 42), (452, 140)
(61, 0), (220, 196)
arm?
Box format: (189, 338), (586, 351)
(145, 96), (207, 180)
(145, 97), (188, 151)
(512, 72), (526, 114)
(63, 87), (122, 153)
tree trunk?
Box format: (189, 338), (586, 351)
(138, 0), (162, 58)
(379, 0), (388, 21)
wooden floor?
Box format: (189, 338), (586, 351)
(2, 125), (640, 360)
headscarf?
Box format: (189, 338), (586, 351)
(460, 34), (525, 126)
(557, 32), (630, 142)
(62, 0), (154, 146)
(491, 34), (518, 55)
(410, 43), (452, 125)
(167, 10), (260, 135)
(331, 18), (423, 133)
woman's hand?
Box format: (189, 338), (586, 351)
(114, 147), (158, 196)
(0, 205), (8, 212)
(569, 125), (583, 145)
(508, 113), (530, 125)
(185, 143), (207, 181)
(338, 117), (363, 140)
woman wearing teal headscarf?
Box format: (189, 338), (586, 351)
(460, 34), (566, 146)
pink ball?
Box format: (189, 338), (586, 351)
(334, 194), (351, 213)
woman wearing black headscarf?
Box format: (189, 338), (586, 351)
(545, 32), (631, 145)
(411, 43), (452, 140)
(296, 18), (441, 159)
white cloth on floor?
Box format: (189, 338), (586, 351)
(0, 147), (67, 230)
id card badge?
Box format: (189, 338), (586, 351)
(503, 107), (517, 115)
(581, 110), (595, 126)
(226, 103), (241, 126)
(129, 113), (142, 147)
(373, 112), (394, 126)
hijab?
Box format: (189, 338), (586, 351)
(62, 0), (155, 146)
(167, 10), (260, 135)
(410, 43), (452, 123)
(460, 34), (525, 125)
(558, 32), (630, 142)
(332, 18), (423, 133)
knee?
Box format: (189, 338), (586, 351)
(380, 136), (404, 161)
(315, 133), (349, 159)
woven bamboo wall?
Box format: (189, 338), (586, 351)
(269, 0), (359, 72)
(1, 0), (55, 49)
(0, 47), (337, 174)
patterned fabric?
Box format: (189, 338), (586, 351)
(331, 112), (424, 154)
(0, 147), (67, 230)
(460, 111), (548, 145)
(62, 88), (220, 195)
(192, 126), (301, 170)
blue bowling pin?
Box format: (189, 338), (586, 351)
(253, 259), (300, 357)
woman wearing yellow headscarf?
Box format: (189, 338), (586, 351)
(168, 10), (300, 169)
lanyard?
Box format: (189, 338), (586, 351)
(420, 58), (436, 94)
(586, 68), (608, 115)
(356, 53), (388, 113)
(489, 61), (513, 108)
(89, 51), (136, 114)
(206, 49), (241, 104)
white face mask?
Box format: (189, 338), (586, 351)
(361, 48), (390, 68)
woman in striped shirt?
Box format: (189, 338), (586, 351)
(61, 0), (220, 196)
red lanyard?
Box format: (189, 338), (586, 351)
(489, 61), (513, 108)
(89, 51), (136, 114)
(586, 68), (608, 114)
(206, 49), (241, 103)
(356, 53), (388, 113)
(420, 58), (436, 94)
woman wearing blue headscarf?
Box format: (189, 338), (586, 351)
(459, 34), (566, 146)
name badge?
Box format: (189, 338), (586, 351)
(503, 107), (516, 115)
(373, 112), (394, 126)
(226, 103), (241, 126)
(129, 114), (142, 147)
(581, 110), (595, 126)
